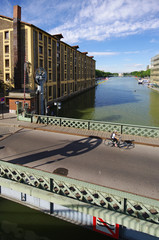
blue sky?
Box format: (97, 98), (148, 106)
(1, 0), (159, 73)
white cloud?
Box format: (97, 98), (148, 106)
(150, 38), (159, 43)
(125, 63), (145, 71)
(88, 51), (140, 56)
(1, 0), (159, 45)
(49, 0), (159, 44)
(88, 52), (119, 56)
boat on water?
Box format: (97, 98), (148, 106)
(138, 78), (143, 84)
(142, 78), (149, 83)
(138, 78), (150, 84)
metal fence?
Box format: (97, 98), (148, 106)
(0, 160), (159, 226)
(31, 114), (159, 138)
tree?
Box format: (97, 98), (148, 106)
(130, 69), (150, 78)
(96, 69), (118, 78)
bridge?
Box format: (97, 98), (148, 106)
(0, 113), (159, 239)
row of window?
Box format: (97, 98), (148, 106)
(39, 45), (52, 56)
(39, 32), (52, 45)
(4, 32), (10, 80)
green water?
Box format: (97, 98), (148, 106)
(0, 197), (112, 240)
(59, 77), (159, 127)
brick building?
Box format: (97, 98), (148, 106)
(0, 5), (96, 113)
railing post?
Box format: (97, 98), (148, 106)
(31, 114), (33, 123)
(50, 202), (54, 214)
(121, 125), (123, 134)
(50, 178), (54, 214)
(60, 118), (62, 127)
(88, 121), (90, 130)
(124, 198), (127, 213)
(50, 178), (53, 192)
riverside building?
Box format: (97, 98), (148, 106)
(150, 54), (159, 85)
(0, 5), (96, 113)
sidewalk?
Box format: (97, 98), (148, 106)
(1, 113), (159, 147)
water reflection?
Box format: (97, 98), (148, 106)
(60, 87), (96, 119)
(149, 90), (159, 126)
(58, 77), (159, 127)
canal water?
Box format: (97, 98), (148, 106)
(59, 77), (159, 127)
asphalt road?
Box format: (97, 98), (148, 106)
(0, 127), (159, 199)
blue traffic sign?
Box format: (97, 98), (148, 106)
(0, 97), (5, 103)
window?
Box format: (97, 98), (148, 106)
(5, 59), (9, 68)
(49, 61), (51, 68)
(39, 32), (42, 41)
(6, 73), (10, 81)
(48, 49), (51, 57)
(40, 59), (43, 67)
(5, 31), (9, 40)
(48, 37), (51, 44)
(49, 86), (52, 97)
(39, 46), (43, 54)
(49, 73), (52, 80)
(5, 45), (9, 53)
(53, 85), (56, 99)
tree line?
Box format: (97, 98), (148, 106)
(96, 69), (151, 78)
(127, 69), (150, 78)
(95, 69), (118, 77)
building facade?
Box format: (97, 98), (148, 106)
(0, 5), (96, 113)
(151, 54), (159, 85)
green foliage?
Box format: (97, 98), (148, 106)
(96, 69), (110, 77)
(130, 69), (150, 78)
(96, 69), (118, 77)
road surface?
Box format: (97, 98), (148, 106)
(0, 127), (159, 199)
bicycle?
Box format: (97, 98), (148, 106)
(104, 136), (135, 149)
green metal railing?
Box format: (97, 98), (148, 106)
(0, 160), (159, 225)
(31, 114), (159, 138)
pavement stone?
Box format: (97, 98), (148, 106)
(0, 113), (159, 147)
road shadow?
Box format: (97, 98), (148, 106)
(9, 136), (102, 166)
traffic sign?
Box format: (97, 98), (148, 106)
(0, 97), (5, 104)
(93, 217), (119, 239)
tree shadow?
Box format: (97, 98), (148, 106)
(9, 136), (102, 167)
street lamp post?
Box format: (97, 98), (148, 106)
(54, 102), (61, 116)
(35, 68), (47, 115)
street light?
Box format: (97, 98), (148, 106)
(54, 102), (61, 116)
(35, 68), (47, 115)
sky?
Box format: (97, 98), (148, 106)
(1, 0), (159, 73)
